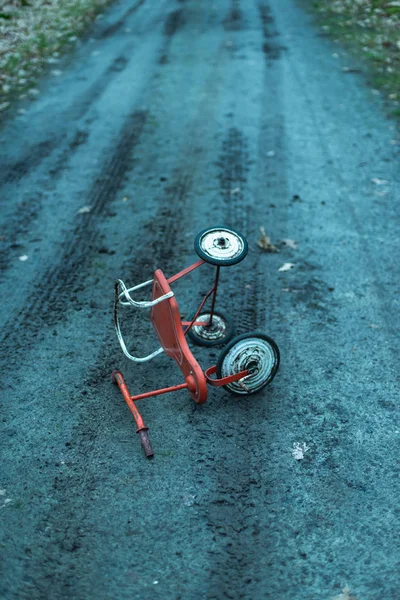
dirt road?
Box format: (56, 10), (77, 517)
(1, 1), (399, 598)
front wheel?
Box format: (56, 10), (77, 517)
(216, 332), (280, 395)
(187, 310), (234, 347)
(194, 226), (248, 266)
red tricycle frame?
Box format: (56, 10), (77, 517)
(112, 226), (280, 458)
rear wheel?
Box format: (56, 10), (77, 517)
(187, 310), (234, 347)
(216, 332), (280, 395)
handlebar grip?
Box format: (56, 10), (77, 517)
(138, 429), (154, 458)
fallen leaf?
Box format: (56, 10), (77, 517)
(371, 177), (389, 185)
(258, 227), (279, 252)
(292, 442), (309, 460)
(331, 585), (358, 600)
(77, 205), (92, 214)
(278, 262), (295, 272)
(282, 238), (298, 249)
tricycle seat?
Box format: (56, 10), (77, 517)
(150, 269), (208, 404)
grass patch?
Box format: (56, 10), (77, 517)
(0, 0), (116, 110)
(305, 0), (400, 113)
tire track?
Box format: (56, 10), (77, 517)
(0, 50), (134, 189)
(164, 7), (185, 37)
(196, 119), (269, 597)
(158, 5), (185, 64)
(223, 0), (244, 32)
(258, 1), (286, 65)
(16, 8), (224, 586)
(0, 138), (61, 186)
(216, 125), (265, 332)
(95, 0), (146, 39)
(17, 150), (199, 600)
(200, 2), (286, 592)
(0, 110), (148, 367)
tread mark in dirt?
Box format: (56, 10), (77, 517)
(164, 8), (185, 37)
(258, 2), (286, 64)
(158, 7), (185, 63)
(216, 126), (265, 331)
(193, 127), (271, 596)
(96, 0), (146, 39)
(0, 48), (132, 190)
(223, 0), (244, 31)
(0, 138), (61, 186)
(18, 160), (198, 599)
(0, 111), (148, 359)
(108, 56), (128, 73)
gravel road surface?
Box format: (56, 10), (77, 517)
(1, 0), (399, 598)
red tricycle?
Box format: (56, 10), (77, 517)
(112, 226), (280, 458)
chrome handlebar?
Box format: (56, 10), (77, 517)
(114, 279), (174, 363)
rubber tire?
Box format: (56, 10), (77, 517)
(187, 309), (234, 347)
(194, 226), (248, 266)
(216, 331), (280, 395)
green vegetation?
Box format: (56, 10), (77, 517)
(0, 0), (115, 111)
(309, 0), (400, 115)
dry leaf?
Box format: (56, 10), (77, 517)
(292, 442), (309, 460)
(77, 205), (92, 214)
(278, 262), (295, 272)
(282, 238), (298, 249)
(331, 585), (358, 600)
(258, 227), (279, 252)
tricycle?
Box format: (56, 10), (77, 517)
(112, 226), (280, 458)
